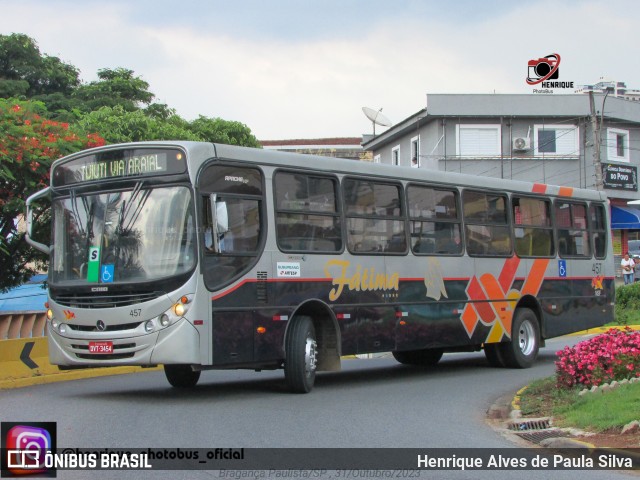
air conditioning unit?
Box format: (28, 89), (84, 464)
(513, 137), (531, 151)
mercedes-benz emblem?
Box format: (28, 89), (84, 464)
(96, 320), (106, 331)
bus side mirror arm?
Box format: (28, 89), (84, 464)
(25, 187), (51, 254)
(209, 193), (221, 253)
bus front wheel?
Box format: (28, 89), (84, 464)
(164, 364), (201, 388)
(284, 316), (317, 393)
(500, 308), (540, 368)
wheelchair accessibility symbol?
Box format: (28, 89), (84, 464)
(101, 264), (114, 283)
(558, 260), (567, 278)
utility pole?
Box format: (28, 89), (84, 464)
(589, 91), (604, 191)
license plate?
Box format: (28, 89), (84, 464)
(88, 341), (113, 354)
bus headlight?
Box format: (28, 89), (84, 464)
(52, 319), (59, 329)
(155, 294), (193, 331)
(47, 309), (54, 321)
(144, 320), (155, 333)
(173, 295), (191, 317)
(59, 324), (67, 335)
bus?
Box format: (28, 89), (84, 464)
(25, 141), (615, 393)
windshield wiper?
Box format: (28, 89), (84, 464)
(117, 181), (149, 235)
(69, 189), (86, 235)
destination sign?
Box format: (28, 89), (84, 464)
(81, 154), (166, 181)
(52, 148), (187, 187)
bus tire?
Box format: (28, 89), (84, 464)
(392, 348), (443, 366)
(164, 364), (201, 388)
(484, 343), (506, 368)
(500, 308), (540, 369)
(284, 316), (317, 393)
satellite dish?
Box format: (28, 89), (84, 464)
(362, 107), (392, 135)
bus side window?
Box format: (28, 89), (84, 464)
(274, 171), (342, 253)
(590, 203), (607, 259)
(407, 184), (462, 256)
(344, 179), (406, 255)
(463, 190), (511, 257)
(513, 196), (554, 258)
(555, 201), (590, 258)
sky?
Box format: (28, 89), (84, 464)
(0, 0), (637, 140)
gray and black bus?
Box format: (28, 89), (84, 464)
(26, 141), (615, 392)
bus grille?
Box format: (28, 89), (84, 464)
(67, 322), (142, 332)
(256, 271), (268, 304)
(74, 352), (136, 360)
(53, 291), (163, 308)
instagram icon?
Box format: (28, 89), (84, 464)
(1, 422), (56, 478)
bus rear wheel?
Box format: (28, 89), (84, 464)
(164, 364), (201, 388)
(284, 316), (317, 393)
(392, 348), (443, 366)
(500, 308), (540, 368)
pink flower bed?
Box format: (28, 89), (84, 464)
(555, 328), (640, 389)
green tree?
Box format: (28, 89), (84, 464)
(77, 105), (199, 143)
(73, 67), (155, 112)
(0, 99), (105, 291)
(0, 33), (80, 98)
(188, 115), (261, 147)
(77, 106), (263, 148)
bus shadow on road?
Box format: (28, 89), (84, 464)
(66, 348), (559, 401)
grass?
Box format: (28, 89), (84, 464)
(519, 376), (640, 432)
(611, 311), (640, 326)
(521, 293), (640, 433)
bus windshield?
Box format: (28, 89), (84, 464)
(51, 185), (196, 285)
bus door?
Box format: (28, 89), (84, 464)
(198, 163), (265, 366)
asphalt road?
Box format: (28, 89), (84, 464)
(1, 335), (635, 480)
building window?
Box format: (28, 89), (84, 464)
(373, 154), (381, 164)
(411, 135), (420, 167)
(455, 124), (501, 157)
(607, 128), (630, 162)
(534, 124), (579, 157)
(392, 146), (400, 166)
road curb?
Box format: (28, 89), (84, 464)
(504, 385), (598, 449)
(566, 325), (640, 336)
(0, 365), (161, 389)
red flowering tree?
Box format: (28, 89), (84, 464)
(0, 99), (105, 291)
